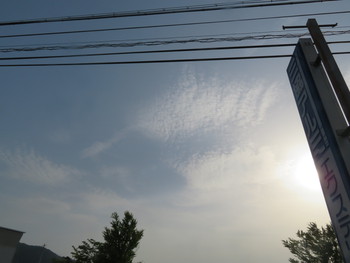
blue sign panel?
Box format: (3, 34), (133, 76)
(287, 39), (350, 261)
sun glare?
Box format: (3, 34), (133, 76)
(294, 153), (321, 192)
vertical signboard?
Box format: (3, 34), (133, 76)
(287, 38), (350, 261)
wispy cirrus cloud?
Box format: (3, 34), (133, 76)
(137, 68), (278, 142)
(80, 68), (278, 159)
(0, 148), (79, 185)
(177, 145), (277, 191)
(81, 128), (129, 158)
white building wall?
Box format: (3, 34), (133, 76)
(0, 227), (24, 263)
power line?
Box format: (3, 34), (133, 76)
(1, 30), (349, 53)
(328, 40), (350, 45)
(0, 51), (349, 67)
(0, 29), (308, 49)
(0, 55), (294, 66)
(0, 0), (338, 26)
(26, 27), (346, 48)
(0, 43), (297, 60)
(0, 40), (348, 62)
(1, 10), (349, 39)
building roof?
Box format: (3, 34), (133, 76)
(0, 226), (24, 234)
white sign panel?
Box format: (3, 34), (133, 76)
(287, 38), (350, 261)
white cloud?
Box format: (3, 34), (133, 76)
(24, 196), (72, 214)
(0, 148), (79, 185)
(178, 145), (277, 191)
(81, 128), (129, 158)
(98, 165), (137, 192)
(78, 189), (131, 212)
(137, 68), (278, 142)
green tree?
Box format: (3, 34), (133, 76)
(282, 222), (343, 263)
(72, 211), (144, 263)
(72, 239), (101, 263)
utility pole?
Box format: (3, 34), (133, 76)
(306, 18), (350, 126)
(38, 244), (46, 263)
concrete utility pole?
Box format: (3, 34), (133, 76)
(306, 18), (350, 126)
(304, 18), (350, 176)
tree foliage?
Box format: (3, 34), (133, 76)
(282, 222), (343, 263)
(71, 211), (144, 263)
(72, 239), (101, 263)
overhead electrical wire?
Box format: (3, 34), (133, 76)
(0, 43), (297, 60)
(0, 10), (349, 39)
(0, 41), (348, 61)
(0, 0), (338, 26)
(4, 25), (348, 51)
(0, 29), (312, 49)
(1, 29), (349, 53)
(0, 55), (299, 66)
(1, 51), (350, 67)
(0, 0), (347, 67)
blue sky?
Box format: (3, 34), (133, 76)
(1, 1), (350, 262)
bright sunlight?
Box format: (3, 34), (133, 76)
(294, 152), (321, 192)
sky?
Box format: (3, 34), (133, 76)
(0, 0), (350, 262)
